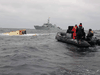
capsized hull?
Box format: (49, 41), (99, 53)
(3, 29), (26, 35)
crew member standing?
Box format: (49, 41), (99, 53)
(72, 24), (77, 39)
(76, 23), (84, 44)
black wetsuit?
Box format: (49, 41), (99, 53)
(76, 26), (84, 41)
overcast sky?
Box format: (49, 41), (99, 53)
(0, 0), (100, 30)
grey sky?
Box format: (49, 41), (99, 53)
(0, 0), (100, 30)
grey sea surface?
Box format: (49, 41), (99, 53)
(0, 28), (100, 75)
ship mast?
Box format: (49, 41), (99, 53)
(48, 17), (50, 23)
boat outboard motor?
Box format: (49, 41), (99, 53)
(66, 26), (74, 38)
(66, 26), (74, 33)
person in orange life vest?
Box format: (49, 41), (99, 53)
(72, 24), (77, 39)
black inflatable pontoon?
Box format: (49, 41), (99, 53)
(55, 32), (100, 48)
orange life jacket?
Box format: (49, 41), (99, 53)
(72, 26), (77, 39)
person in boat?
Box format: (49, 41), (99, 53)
(76, 23), (85, 44)
(72, 24), (77, 39)
(86, 29), (94, 41)
(66, 26), (74, 38)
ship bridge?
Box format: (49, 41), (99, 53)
(43, 17), (54, 26)
(43, 23), (53, 26)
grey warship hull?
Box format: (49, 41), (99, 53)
(34, 26), (61, 30)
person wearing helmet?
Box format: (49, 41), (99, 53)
(72, 24), (77, 39)
(76, 23), (84, 44)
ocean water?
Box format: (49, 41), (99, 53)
(0, 28), (100, 75)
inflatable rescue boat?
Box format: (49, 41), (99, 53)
(55, 32), (100, 48)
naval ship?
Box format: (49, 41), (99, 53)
(34, 18), (62, 30)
